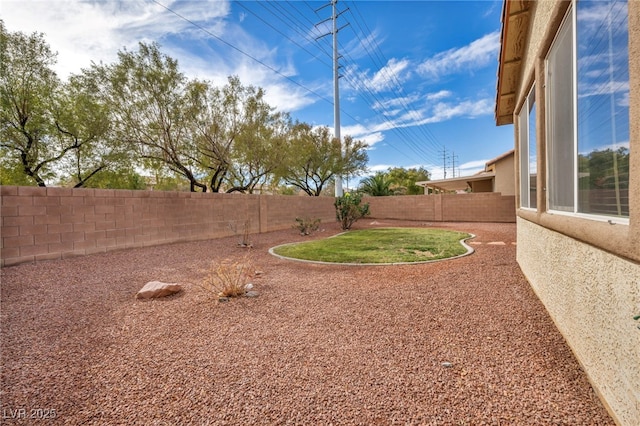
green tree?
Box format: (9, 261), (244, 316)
(0, 158), (35, 185)
(81, 167), (146, 190)
(0, 22), (68, 186)
(277, 123), (368, 196)
(386, 167), (430, 195)
(188, 78), (233, 192)
(53, 73), (130, 187)
(188, 76), (288, 193)
(100, 42), (206, 192)
(358, 172), (396, 196)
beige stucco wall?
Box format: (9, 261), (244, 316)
(517, 218), (640, 425)
(493, 155), (515, 196)
(469, 179), (493, 193)
(505, 2), (640, 422)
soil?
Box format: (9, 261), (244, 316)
(0, 220), (613, 425)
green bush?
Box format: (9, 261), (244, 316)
(334, 192), (370, 230)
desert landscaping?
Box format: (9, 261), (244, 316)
(0, 221), (613, 424)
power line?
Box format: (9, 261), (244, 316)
(149, 0), (333, 107)
(151, 0), (446, 169)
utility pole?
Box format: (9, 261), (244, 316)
(316, 0), (348, 196)
(440, 147), (448, 179)
(451, 152), (458, 178)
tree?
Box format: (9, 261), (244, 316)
(100, 42), (206, 192)
(386, 167), (430, 195)
(81, 167), (146, 190)
(0, 22), (67, 186)
(358, 172), (396, 196)
(277, 123), (368, 196)
(226, 111), (290, 193)
(53, 73), (129, 187)
(191, 76), (287, 193)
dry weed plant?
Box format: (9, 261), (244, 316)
(228, 220), (252, 247)
(201, 256), (254, 299)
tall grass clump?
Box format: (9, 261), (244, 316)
(201, 256), (254, 299)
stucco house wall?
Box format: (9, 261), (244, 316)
(496, 1), (640, 424)
(492, 153), (515, 196)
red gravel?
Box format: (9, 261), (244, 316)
(0, 221), (613, 425)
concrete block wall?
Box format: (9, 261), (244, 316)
(1, 187), (514, 267)
(0, 186), (335, 267)
(365, 193), (516, 223)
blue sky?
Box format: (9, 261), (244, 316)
(1, 0), (515, 181)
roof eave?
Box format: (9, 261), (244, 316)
(495, 1), (531, 126)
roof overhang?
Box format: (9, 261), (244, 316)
(486, 149), (515, 167)
(495, 0), (532, 126)
(416, 173), (496, 193)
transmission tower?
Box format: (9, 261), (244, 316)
(440, 147), (449, 179)
(451, 152), (458, 178)
(316, 0), (348, 196)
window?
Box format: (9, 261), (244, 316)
(546, 11), (575, 212)
(546, 0), (629, 219)
(519, 86), (536, 209)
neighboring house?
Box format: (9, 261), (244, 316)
(416, 150), (515, 195)
(495, 1), (639, 424)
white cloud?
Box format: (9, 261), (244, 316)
(343, 27), (386, 60)
(1, 0), (320, 113)
(1, 0), (231, 78)
(618, 92), (630, 108)
(366, 58), (411, 92)
(339, 124), (385, 148)
(423, 98), (494, 124)
(360, 132), (385, 147)
(426, 90), (452, 101)
(578, 80), (629, 99)
(372, 94), (420, 111)
(417, 31), (500, 79)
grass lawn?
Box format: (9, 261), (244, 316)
(272, 227), (472, 264)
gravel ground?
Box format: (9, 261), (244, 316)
(1, 220), (613, 425)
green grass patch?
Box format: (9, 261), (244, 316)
(273, 227), (472, 264)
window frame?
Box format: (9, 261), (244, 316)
(543, 0), (629, 225)
(518, 85), (537, 211)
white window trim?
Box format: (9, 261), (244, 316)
(519, 85), (536, 211)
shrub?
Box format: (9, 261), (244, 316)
(294, 217), (321, 235)
(334, 192), (370, 230)
(201, 257), (254, 299)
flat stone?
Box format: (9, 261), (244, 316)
(136, 281), (182, 299)
(245, 290), (260, 298)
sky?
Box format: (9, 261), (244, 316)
(1, 0), (516, 182)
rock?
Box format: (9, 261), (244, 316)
(245, 283), (254, 291)
(442, 362), (453, 368)
(136, 281), (182, 299)
(245, 290), (260, 298)
(218, 296), (230, 303)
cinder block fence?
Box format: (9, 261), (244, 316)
(1, 186), (515, 267)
